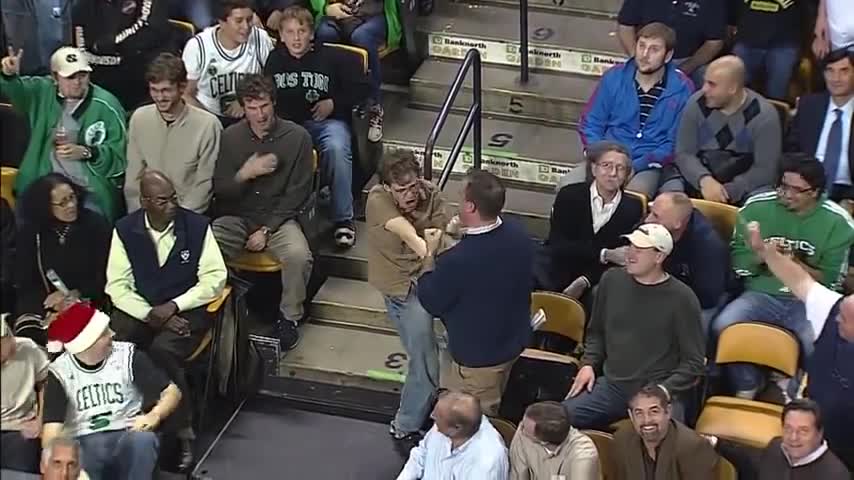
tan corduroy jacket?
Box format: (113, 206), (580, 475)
(509, 426), (600, 480)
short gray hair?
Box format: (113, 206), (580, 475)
(42, 436), (81, 464)
(586, 141), (631, 165)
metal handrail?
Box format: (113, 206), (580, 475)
(520, 0), (529, 83)
(423, 48), (482, 190)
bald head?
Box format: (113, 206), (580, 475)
(139, 170), (174, 197)
(647, 192), (693, 238)
(702, 55), (747, 110)
(139, 170), (178, 227)
(434, 391), (483, 440)
(707, 55), (746, 87)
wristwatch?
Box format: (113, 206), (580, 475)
(81, 146), (92, 160)
(259, 226), (271, 236)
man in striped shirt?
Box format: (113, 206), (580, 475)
(579, 22), (694, 199)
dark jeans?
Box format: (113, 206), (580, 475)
(732, 43), (799, 101)
(110, 307), (211, 438)
(562, 376), (685, 430)
(0, 431), (40, 473)
(78, 430), (158, 480)
(315, 15), (386, 103)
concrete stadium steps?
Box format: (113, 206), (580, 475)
(381, 94), (585, 193)
(278, 323), (407, 394)
(410, 59), (597, 127)
(310, 276), (392, 332)
(457, 0), (622, 17)
(417, 2), (626, 77)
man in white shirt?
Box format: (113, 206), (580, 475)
(813, 0), (854, 59)
(745, 221), (854, 471)
(1, 316), (49, 473)
(182, 0), (274, 126)
(786, 49), (854, 203)
(397, 390), (509, 480)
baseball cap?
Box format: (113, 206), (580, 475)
(50, 47), (92, 78)
(623, 223), (673, 255)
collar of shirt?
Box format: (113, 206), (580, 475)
(144, 213), (175, 241)
(158, 102), (190, 127)
(590, 182), (622, 209)
(782, 441), (829, 467)
(463, 216), (503, 236)
(828, 96), (854, 117)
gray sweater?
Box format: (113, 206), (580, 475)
(213, 118), (314, 231)
(581, 268), (705, 393)
(675, 89), (781, 203)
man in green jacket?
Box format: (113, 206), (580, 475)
(308, 0), (400, 143)
(0, 46), (127, 221)
(713, 153), (854, 399)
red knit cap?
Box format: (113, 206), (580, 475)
(46, 303), (110, 354)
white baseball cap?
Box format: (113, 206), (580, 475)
(623, 223), (674, 255)
(50, 47), (92, 78)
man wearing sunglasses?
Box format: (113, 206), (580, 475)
(105, 170), (227, 470)
(712, 153), (854, 400)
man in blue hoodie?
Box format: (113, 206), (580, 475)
(579, 22), (694, 199)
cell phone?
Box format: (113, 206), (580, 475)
(46, 269), (71, 296)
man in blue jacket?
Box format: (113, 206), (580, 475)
(579, 22), (694, 199)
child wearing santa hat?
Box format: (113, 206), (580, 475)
(40, 303), (182, 480)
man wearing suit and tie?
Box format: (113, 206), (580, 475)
(786, 48), (854, 203)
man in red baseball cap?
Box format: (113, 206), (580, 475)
(41, 303), (181, 480)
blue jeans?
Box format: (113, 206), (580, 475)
(384, 287), (439, 433)
(77, 430), (159, 480)
(563, 376), (686, 430)
(303, 119), (353, 224)
(315, 15), (386, 103)
(711, 291), (815, 394)
(732, 43), (799, 101)
(1, 0), (70, 75)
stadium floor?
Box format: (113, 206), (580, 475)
(191, 397), (408, 479)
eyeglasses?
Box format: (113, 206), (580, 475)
(50, 193), (78, 207)
(777, 182), (815, 195)
(143, 193), (178, 207)
(595, 161), (629, 174)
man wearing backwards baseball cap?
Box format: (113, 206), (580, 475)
(40, 303), (181, 480)
(0, 46), (127, 221)
(563, 223), (705, 431)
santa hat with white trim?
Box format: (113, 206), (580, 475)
(47, 303), (110, 354)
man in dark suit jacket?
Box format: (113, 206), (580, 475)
(615, 384), (720, 480)
(540, 141), (645, 297)
(785, 48), (854, 202)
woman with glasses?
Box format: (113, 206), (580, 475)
(13, 173), (111, 345)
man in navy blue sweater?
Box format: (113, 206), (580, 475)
(418, 170), (533, 416)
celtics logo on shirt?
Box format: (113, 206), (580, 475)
(273, 71), (330, 106)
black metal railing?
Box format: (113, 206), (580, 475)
(520, 0), (529, 83)
(423, 48), (482, 190)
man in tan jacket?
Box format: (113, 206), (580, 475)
(615, 384), (719, 480)
(510, 401), (600, 480)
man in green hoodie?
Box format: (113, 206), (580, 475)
(0, 46), (127, 222)
(713, 153), (854, 399)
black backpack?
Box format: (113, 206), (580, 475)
(215, 276), (265, 401)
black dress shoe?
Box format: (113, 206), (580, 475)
(178, 438), (194, 472)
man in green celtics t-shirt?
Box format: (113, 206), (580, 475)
(713, 153), (854, 399)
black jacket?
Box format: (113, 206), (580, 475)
(785, 93), (854, 192)
(665, 210), (730, 309)
(543, 182), (644, 291)
(264, 43), (370, 124)
(15, 209), (111, 317)
(72, 0), (172, 63)
(1, 198), (14, 310)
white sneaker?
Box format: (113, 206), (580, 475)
(368, 105), (384, 143)
(334, 224), (356, 248)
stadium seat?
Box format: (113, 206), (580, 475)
(488, 417), (517, 446)
(624, 189), (648, 216)
(690, 198), (738, 241)
(695, 322), (797, 448)
(225, 151), (318, 273)
(1, 166), (17, 208)
(169, 19), (196, 53)
(583, 430), (618, 480)
(186, 285), (232, 431)
(530, 291), (585, 348)
(768, 99), (793, 132)
(716, 457), (737, 480)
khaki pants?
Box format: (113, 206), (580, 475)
(441, 357), (515, 416)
